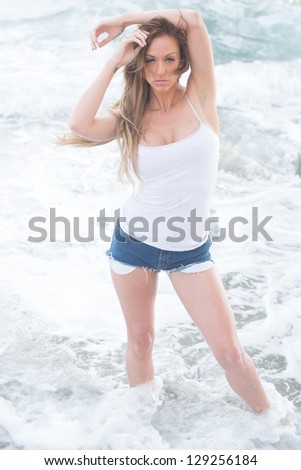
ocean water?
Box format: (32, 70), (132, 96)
(0, 0), (301, 450)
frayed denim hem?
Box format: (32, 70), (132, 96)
(106, 251), (160, 282)
(164, 259), (215, 276)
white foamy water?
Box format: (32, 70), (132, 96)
(0, 0), (301, 450)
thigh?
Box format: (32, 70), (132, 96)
(110, 267), (159, 334)
(168, 264), (239, 349)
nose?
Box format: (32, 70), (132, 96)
(156, 60), (166, 75)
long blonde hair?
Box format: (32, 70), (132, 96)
(58, 16), (190, 188)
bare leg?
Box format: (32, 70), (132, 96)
(168, 265), (270, 413)
(110, 267), (159, 387)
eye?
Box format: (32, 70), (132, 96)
(145, 58), (155, 63)
(166, 57), (175, 62)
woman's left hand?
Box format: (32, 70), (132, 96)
(90, 17), (124, 50)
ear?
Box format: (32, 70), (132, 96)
(179, 59), (185, 71)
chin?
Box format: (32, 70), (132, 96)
(152, 83), (174, 91)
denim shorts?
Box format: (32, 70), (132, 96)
(105, 218), (214, 277)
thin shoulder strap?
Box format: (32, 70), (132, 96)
(185, 94), (203, 124)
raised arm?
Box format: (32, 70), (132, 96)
(126, 10), (216, 101)
(68, 63), (118, 143)
(91, 9), (216, 100)
(69, 28), (149, 142)
(78, 9), (216, 142)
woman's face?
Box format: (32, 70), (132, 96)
(143, 35), (182, 92)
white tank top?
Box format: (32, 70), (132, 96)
(120, 95), (220, 251)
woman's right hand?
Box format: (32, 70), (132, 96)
(108, 29), (149, 69)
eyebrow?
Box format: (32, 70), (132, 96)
(145, 52), (177, 57)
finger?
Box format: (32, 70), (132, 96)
(137, 31), (150, 45)
(136, 37), (146, 47)
(90, 27), (99, 44)
(121, 35), (140, 48)
(140, 30), (150, 37)
(90, 38), (95, 50)
(97, 36), (111, 48)
(90, 31), (96, 43)
(135, 30), (148, 38)
(90, 33), (100, 50)
(130, 36), (146, 48)
(90, 35), (98, 50)
(129, 32), (147, 47)
(138, 30), (150, 42)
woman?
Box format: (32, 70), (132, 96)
(66, 8), (270, 413)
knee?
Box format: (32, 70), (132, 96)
(214, 342), (246, 372)
(128, 330), (155, 359)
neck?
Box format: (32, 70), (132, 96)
(149, 84), (184, 113)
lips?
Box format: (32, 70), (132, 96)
(154, 80), (169, 84)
